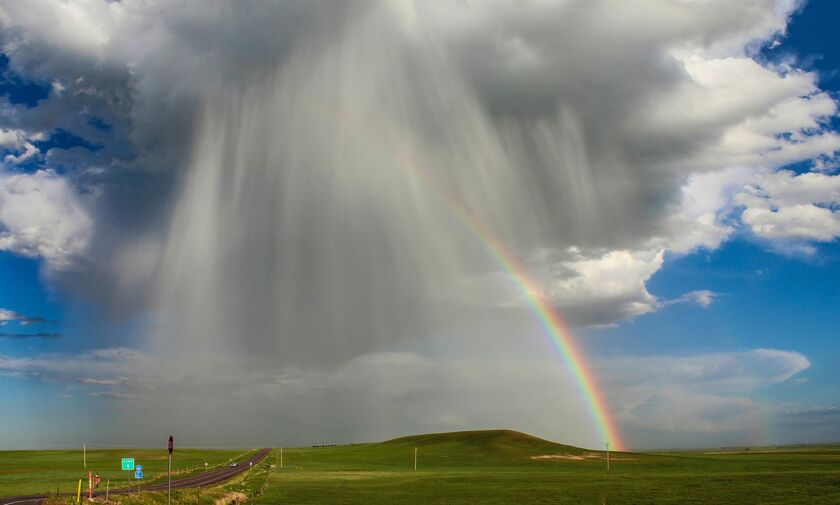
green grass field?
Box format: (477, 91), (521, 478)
(3, 431), (839, 504)
(253, 430), (840, 505)
(0, 447), (252, 497)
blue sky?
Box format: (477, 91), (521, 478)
(0, 0), (839, 449)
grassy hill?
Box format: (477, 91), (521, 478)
(386, 428), (586, 453)
(385, 429), (591, 464)
(286, 429), (598, 472)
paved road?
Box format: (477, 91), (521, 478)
(1, 449), (271, 505)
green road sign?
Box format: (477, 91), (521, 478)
(121, 458), (135, 471)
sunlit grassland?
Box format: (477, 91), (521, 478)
(3, 431), (839, 504)
(254, 430), (840, 505)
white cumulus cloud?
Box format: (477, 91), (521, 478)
(0, 169), (92, 269)
(738, 169), (840, 243)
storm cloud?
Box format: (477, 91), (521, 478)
(0, 0), (837, 448)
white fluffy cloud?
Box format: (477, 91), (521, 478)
(738, 170), (840, 242)
(0, 128), (22, 148)
(530, 248), (665, 326)
(0, 308), (19, 323)
(0, 169), (92, 269)
(0, 128), (43, 165)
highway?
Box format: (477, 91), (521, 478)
(0, 449), (271, 505)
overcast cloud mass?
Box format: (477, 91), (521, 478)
(0, 0), (838, 449)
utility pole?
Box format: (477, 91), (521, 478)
(168, 435), (174, 505)
(414, 448), (417, 472)
(606, 442), (610, 472)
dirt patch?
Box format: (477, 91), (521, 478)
(702, 450), (781, 454)
(531, 453), (637, 461)
(214, 492), (247, 505)
(531, 454), (587, 461)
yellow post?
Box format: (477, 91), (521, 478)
(76, 479), (82, 503)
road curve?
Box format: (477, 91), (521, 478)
(1, 449), (271, 505)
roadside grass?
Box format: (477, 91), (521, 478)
(40, 449), (275, 505)
(0, 449), (253, 497)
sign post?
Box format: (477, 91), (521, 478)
(121, 458), (135, 495)
(168, 435), (174, 505)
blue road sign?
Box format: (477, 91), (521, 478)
(135, 465), (143, 479)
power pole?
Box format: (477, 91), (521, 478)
(606, 442), (610, 472)
(168, 435), (174, 505)
(413, 448), (417, 472)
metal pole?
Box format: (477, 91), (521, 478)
(280, 446), (283, 469)
(414, 448), (417, 471)
(83, 444), (86, 470)
(76, 479), (82, 504)
(168, 452), (172, 505)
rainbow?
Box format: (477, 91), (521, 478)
(331, 103), (624, 450)
(409, 168), (625, 452)
(459, 214), (623, 451)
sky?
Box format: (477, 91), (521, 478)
(0, 0), (838, 450)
